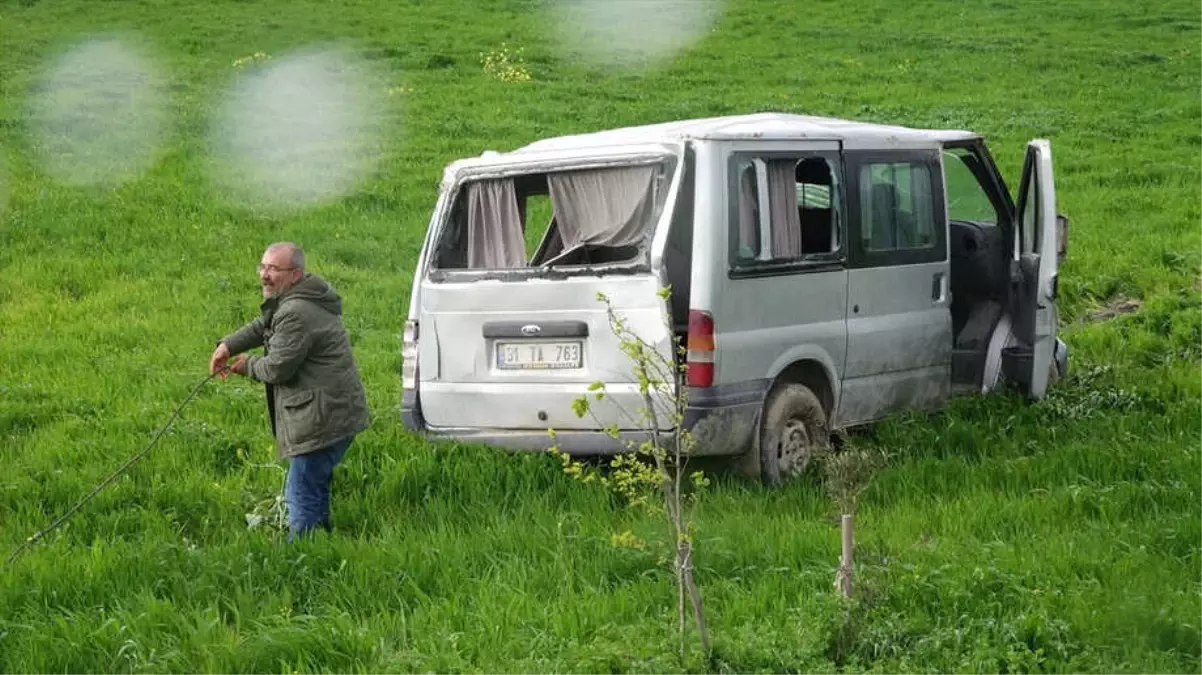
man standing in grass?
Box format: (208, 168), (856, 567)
(209, 241), (370, 541)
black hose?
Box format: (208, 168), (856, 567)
(6, 369), (226, 567)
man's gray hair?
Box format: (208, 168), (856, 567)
(266, 241), (306, 271)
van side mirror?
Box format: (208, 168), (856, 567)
(1056, 213), (1068, 261)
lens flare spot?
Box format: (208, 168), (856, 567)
(28, 35), (170, 188)
(209, 46), (389, 212)
(548, 0), (724, 70)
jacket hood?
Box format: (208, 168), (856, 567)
(278, 273), (343, 316)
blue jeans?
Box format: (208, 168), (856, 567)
(285, 436), (353, 541)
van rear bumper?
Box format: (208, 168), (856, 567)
(401, 388), (425, 431)
(422, 427), (663, 455)
(682, 379), (768, 456)
(403, 379), (769, 457)
(403, 386), (665, 454)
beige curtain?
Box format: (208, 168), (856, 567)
(547, 165), (656, 250)
(466, 178), (526, 269)
(766, 159), (802, 258)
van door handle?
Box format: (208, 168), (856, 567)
(931, 272), (945, 302)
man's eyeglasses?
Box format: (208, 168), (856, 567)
(258, 263), (296, 274)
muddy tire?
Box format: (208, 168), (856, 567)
(759, 383), (829, 486)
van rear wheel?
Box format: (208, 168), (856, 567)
(760, 383), (829, 485)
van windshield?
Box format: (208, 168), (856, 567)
(430, 161), (672, 272)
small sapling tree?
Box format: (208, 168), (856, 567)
(548, 287), (711, 662)
(821, 443), (886, 599)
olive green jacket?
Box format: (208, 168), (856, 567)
(222, 273), (370, 458)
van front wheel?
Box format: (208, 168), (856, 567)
(760, 383), (829, 485)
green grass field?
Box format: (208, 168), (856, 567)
(2, 0), (1199, 672)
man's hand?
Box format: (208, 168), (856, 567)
(229, 354), (249, 377)
(210, 342), (231, 377)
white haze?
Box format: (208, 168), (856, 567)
(209, 47), (388, 212)
(548, 0), (724, 70)
(28, 36), (169, 188)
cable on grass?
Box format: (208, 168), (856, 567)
(6, 368), (228, 567)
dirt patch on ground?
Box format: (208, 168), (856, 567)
(1081, 295), (1142, 324)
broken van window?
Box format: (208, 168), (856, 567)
(733, 155), (842, 266)
(432, 163), (666, 271)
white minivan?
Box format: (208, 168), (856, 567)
(401, 113), (1068, 483)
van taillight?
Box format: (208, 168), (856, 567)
(686, 310), (714, 388)
(402, 320), (419, 390)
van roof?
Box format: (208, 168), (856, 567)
(441, 112), (983, 181)
(511, 112), (981, 153)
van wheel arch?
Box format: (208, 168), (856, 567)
(769, 360), (835, 423)
(733, 360), (835, 485)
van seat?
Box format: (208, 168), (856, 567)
(949, 221), (1006, 304)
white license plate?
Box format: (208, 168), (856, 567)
(496, 341), (583, 370)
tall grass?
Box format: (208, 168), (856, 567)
(1, 0), (1198, 672)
